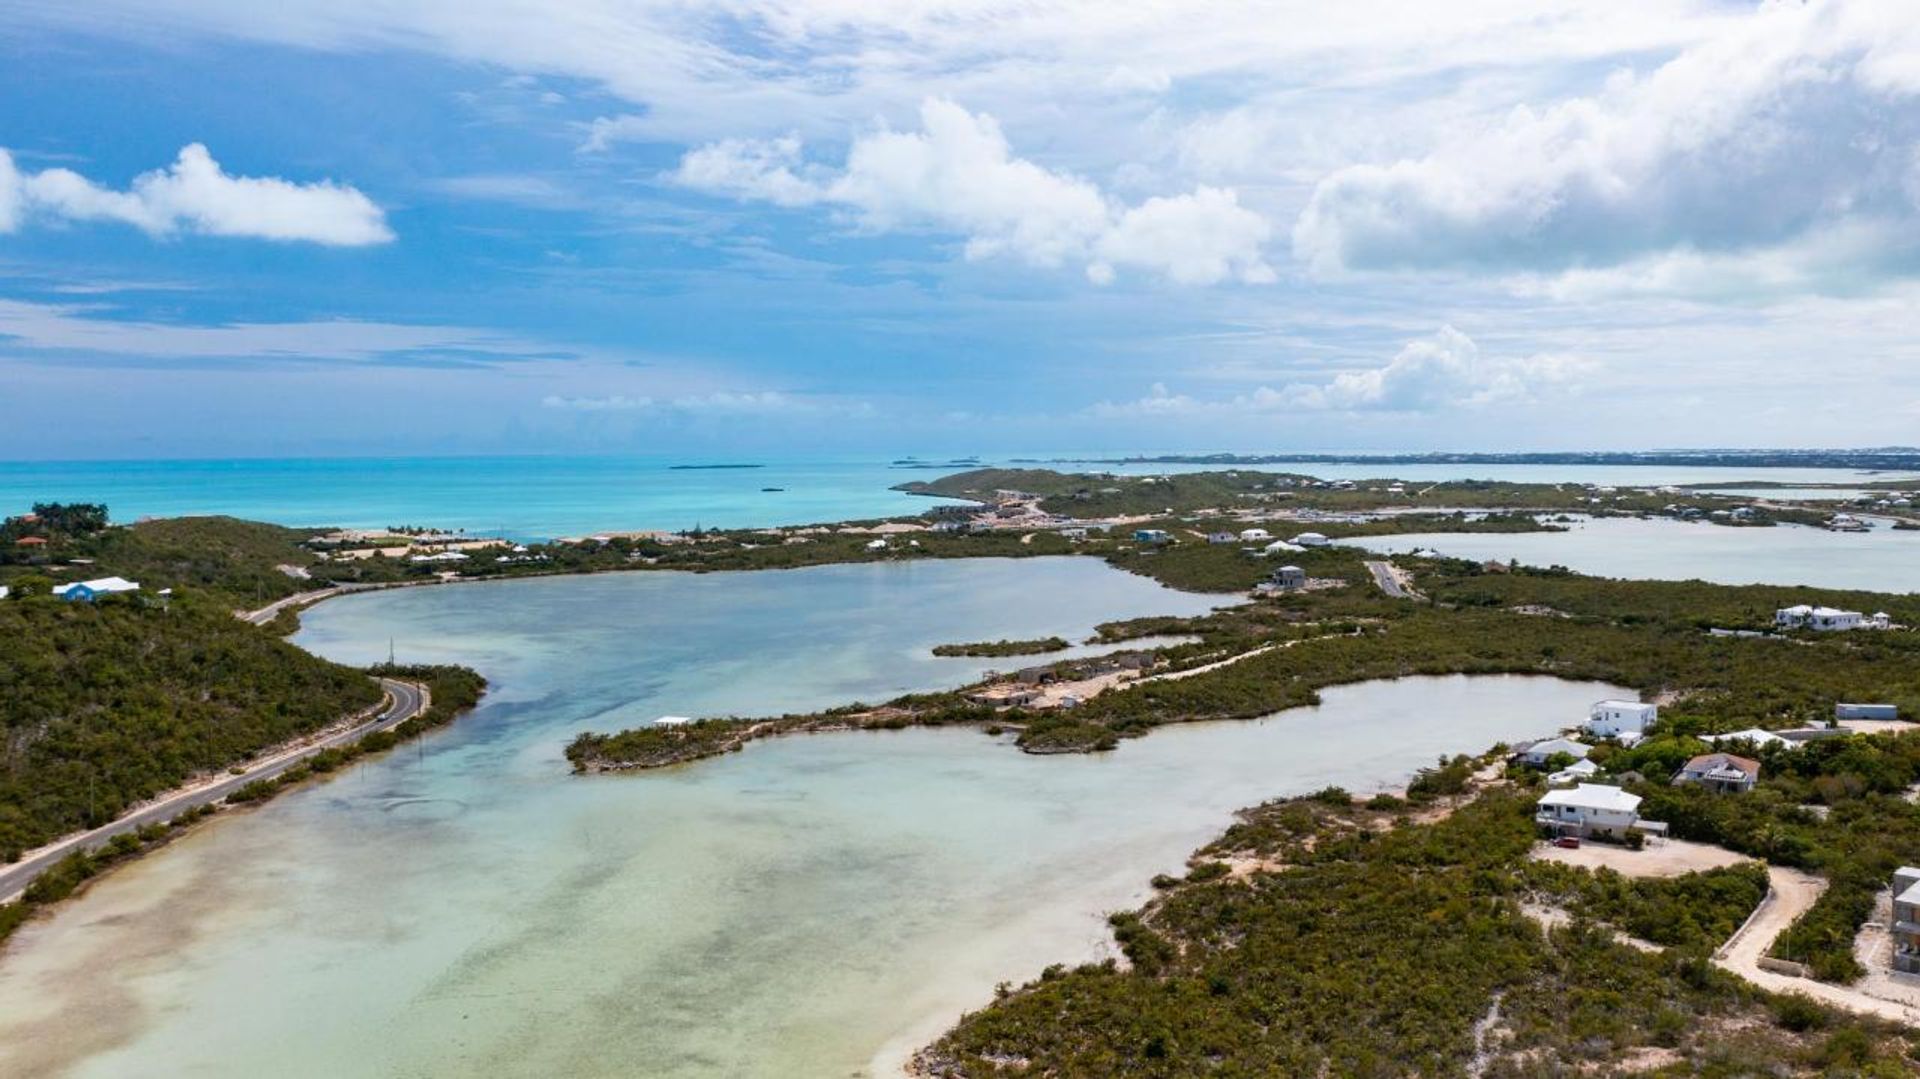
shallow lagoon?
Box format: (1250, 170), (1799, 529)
(1353, 515), (1920, 592)
(0, 559), (1617, 1078)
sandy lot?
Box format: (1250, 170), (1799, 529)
(1531, 838), (1753, 878)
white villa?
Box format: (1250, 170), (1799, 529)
(1706, 728), (1793, 750)
(1893, 867), (1920, 974)
(1517, 737), (1590, 768)
(51, 576), (141, 602)
(1535, 784), (1661, 840)
(1239, 528), (1271, 542)
(1586, 699), (1657, 741)
(1291, 532), (1330, 547)
(1775, 605), (1865, 631)
(1547, 758), (1600, 786)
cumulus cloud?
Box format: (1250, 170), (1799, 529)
(1293, 0), (1920, 293)
(0, 144), (391, 245)
(671, 98), (1273, 285)
(1090, 326), (1588, 416)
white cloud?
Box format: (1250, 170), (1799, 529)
(542, 390), (872, 418)
(1091, 326), (1589, 416)
(541, 394), (654, 411)
(673, 98), (1274, 285)
(1294, 0), (1920, 293)
(0, 144), (391, 246)
(0, 299), (558, 363)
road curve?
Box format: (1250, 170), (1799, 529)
(0, 678), (427, 902)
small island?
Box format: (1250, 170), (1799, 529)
(931, 637), (1071, 657)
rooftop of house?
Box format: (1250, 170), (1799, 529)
(1538, 783), (1642, 814)
(1521, 736), (1591, 759)
(1680, 752), (1762, 779)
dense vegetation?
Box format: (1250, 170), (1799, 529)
(895, 467), (1771, 520)
(931, 637), (1071, 657)
(917, 786), (1911, 1077)
(1600, 731), (1920, 982)
(0, 594), (382, 855)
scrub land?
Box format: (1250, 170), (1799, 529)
(8, 470), (1920, 1074)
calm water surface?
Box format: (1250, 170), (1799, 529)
(1354, 515), (1920, 592)
(0, 559), (1619, 1078)
(6, 455), (1913, 540)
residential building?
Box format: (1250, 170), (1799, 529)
(1673, 753), (1761, 793)
(0, 585), (9, 600)
(1132, 529), (1172, 544)
(1547, 757), (1600, 785)
(1271, 565), (1306, 589)
(1206, 531), (1239, 544)
(1515, 737), (1590, 768)
(1705, 728), (1792, 750)
(1239, 528), (1271, 542)
(1291, 531), (1330, 547)
(1892, 867), (1920, 974)
(1774, 605), (1865, 631)
(1587, 699), (1658, 740)
(15, 536), (47, 548)
(51, 576), (141, 602)
(1535, 784), (1655, 840)
(1837, 702), (1900, 721)
(967, 685), (1042, 708)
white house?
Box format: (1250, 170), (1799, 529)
(1706, 728), (1793, 750)
(1291, 531), (1330, 547)
(654, 715), (696, 726)
(1270, 565), (1306, 589)
(865, 539), (889, 551)
(1892, 867), (1920, 973)
(1263, 540), (1304, 555)
(1547, 757), (1600, 785)
(0, 585), (9, 600)
(1837, 703), (1899, 721)
(1775, 605), (1864, 631)
(1239, 528), (1271, 542)
(1586, 699), (1658, 740)
(1517, 737), (1590, 768)
(408, 551), (469, 563)
(1535, 784), (1653, 840)
(1206, 531), (1239, 545)
(51, 576), (141, 602)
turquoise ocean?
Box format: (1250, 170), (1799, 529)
(2, 453), (1912, 540)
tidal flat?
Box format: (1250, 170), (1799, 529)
(0, 559), (1619, 1078)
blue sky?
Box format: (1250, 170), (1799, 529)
(4, 1), (1920, 459)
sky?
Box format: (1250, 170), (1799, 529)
(3, 0), (1920, 459)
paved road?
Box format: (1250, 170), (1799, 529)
(1364, 560), (1410, 598)
(0, 678), (426, 901)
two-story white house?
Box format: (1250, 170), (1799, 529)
(1586, 699), (1657, 742)
(1535, 784), (1658, 840)
(1673, 752), (1761, 793)
(1892, 867), (1920, 974)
